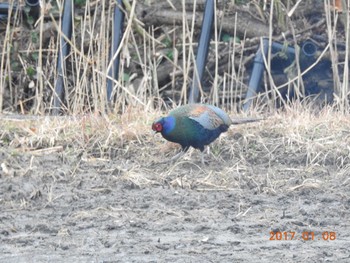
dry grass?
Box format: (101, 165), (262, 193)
(1, 103), (350, 194)
(0, 0), (349, 114)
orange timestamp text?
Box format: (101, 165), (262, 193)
(270, 231), (336, 241)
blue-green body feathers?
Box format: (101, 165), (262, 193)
(152, 104), (232, 151)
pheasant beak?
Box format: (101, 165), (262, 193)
(152, 122), (160, 136)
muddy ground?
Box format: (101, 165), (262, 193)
(1, 114), (350, 262)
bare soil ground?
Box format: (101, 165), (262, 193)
(1, 109), (350, 262)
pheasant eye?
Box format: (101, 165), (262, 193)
(156, 123), (162, 131)
(152, 122), (163, 132)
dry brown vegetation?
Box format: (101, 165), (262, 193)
(0, 0), (349, 113)
(1, 104), (350, 185)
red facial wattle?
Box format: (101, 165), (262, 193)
(152, 122), (163, 132)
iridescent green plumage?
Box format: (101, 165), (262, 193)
(152, 104), (232, 152)
(152, 104), (262, 163)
